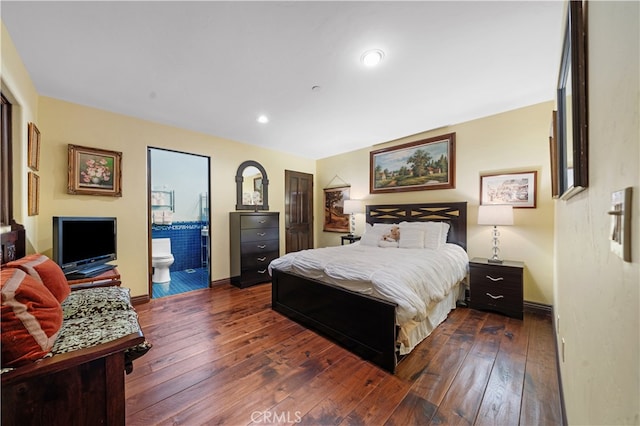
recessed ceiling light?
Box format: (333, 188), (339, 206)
(361, 49), (385, 67)
(257, 115), (269, 124)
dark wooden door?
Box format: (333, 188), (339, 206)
(284, 170), (313, 253)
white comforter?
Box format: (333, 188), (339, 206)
(269, 243), (468, 325)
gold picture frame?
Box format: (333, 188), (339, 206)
(68, 144), (122, 197)
(27, 122), (41, 171)
(370, 133), (456, 194)
(28, 172), (39, 216)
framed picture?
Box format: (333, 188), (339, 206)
(480, 171), (537, 208)
(549, 110), (560, 198)
(370, 133), (455, 194)
(68, 144), (122, 197)
(323, 186), (350, 233)
(28, 172), (39, 216)
(27, 122), (41, 171)
(556, 0), (588, 200)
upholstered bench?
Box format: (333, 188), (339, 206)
(1, 255), (151, 426)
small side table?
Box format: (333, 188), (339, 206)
(341, 235), (361, 245)
(469, 257), (524, 319)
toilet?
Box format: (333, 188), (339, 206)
(152, 238), (174, 283)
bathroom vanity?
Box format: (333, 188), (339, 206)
(229, 212), (279, 288)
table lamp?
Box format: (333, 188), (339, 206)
(477, 205), (514, 263)
(343, 200), (362, 237)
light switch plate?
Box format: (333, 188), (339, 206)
(609, 187), (632, 262)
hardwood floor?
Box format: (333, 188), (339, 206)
(125, 283), (563, 425)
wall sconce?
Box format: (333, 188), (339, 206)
(478, 205), (514, 263)
(343, 200), (363, 237)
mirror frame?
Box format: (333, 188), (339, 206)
(557, 0), (588, 200)
(235, 160), (269, 211)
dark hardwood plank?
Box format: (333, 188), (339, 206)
(125, 284), (563, 425)
(520, 312), (563, 426)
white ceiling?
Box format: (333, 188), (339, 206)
(1, 1), (565, 160)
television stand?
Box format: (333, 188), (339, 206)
(67, 267), (121, 290)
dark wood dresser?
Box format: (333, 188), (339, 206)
(469, 257), (524, 319)
(229, 212), (280, 288)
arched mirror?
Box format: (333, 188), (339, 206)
(235, 160), (269, 210)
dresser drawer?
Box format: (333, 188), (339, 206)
(239, 269), (272, 286)
(240, 227), (279, 242)
(241, 250), (279, 269)
(240, 214), (279, 229)
(240, 239), (279, 255)
(470, 265), (522, 286)
(471, 281), (522, 317)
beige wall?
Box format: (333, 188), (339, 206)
(34, 97), (314, 297)
(1, 22), (40, 247)
(554, 2), (639, 424)
(317, 101), (556, 305)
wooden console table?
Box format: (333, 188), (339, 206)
(67, 267), (121, 289)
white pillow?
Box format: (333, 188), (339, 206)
(372, 223), (394, 233)
(360, 230), (381, 246)
(440, 222), (451, 245)
(360, 223), (384, 247)
(399, 221), (447, 249)
(399, 229), (425, 249)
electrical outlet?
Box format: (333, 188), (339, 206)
(561, 338), (566, 362)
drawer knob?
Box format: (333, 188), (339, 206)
(257, 244), (266, 249)
(486, 275), (504, 282)
(257, 232), (266, 236)
(257, 257), (267, 262)
(486, 292), (505, 300)
(258, 269), (267, 274)
(258, 219), (267, 224)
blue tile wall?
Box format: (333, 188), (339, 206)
(152, 221), (208, 271)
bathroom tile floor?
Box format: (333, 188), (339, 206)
(152, 267), (209, 298)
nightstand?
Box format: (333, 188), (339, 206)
(341, 235), (361, 245)
(469, 257), (524, 319)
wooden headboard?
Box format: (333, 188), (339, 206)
(366, 202), (468, 250)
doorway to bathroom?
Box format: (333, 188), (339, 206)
(148, 147), (211, 299)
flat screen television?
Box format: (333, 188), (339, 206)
(52, 216), (117, 277)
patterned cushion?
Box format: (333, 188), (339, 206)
(7, 254), (71, 303)
(1, 268), (63, 367)
(62, 287), (132, 320)
(52, 309), (142, 355)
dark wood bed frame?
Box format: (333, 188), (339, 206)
(271, 202), (467, 373)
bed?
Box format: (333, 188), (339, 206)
(270, 202), (468, 373)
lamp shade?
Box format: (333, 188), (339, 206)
(478, 205), (514, 226)
(343, 200), (362, 215)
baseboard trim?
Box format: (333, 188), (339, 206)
(552, 306), (569, 426)
(523, 300), (553, 315)
(131, 294), (150, 305)
(211, 277), (231, 287)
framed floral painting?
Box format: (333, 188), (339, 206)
(68, 144), (122, 197)
(27, 122), (41, 171)
(28, 172), (39, 215)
